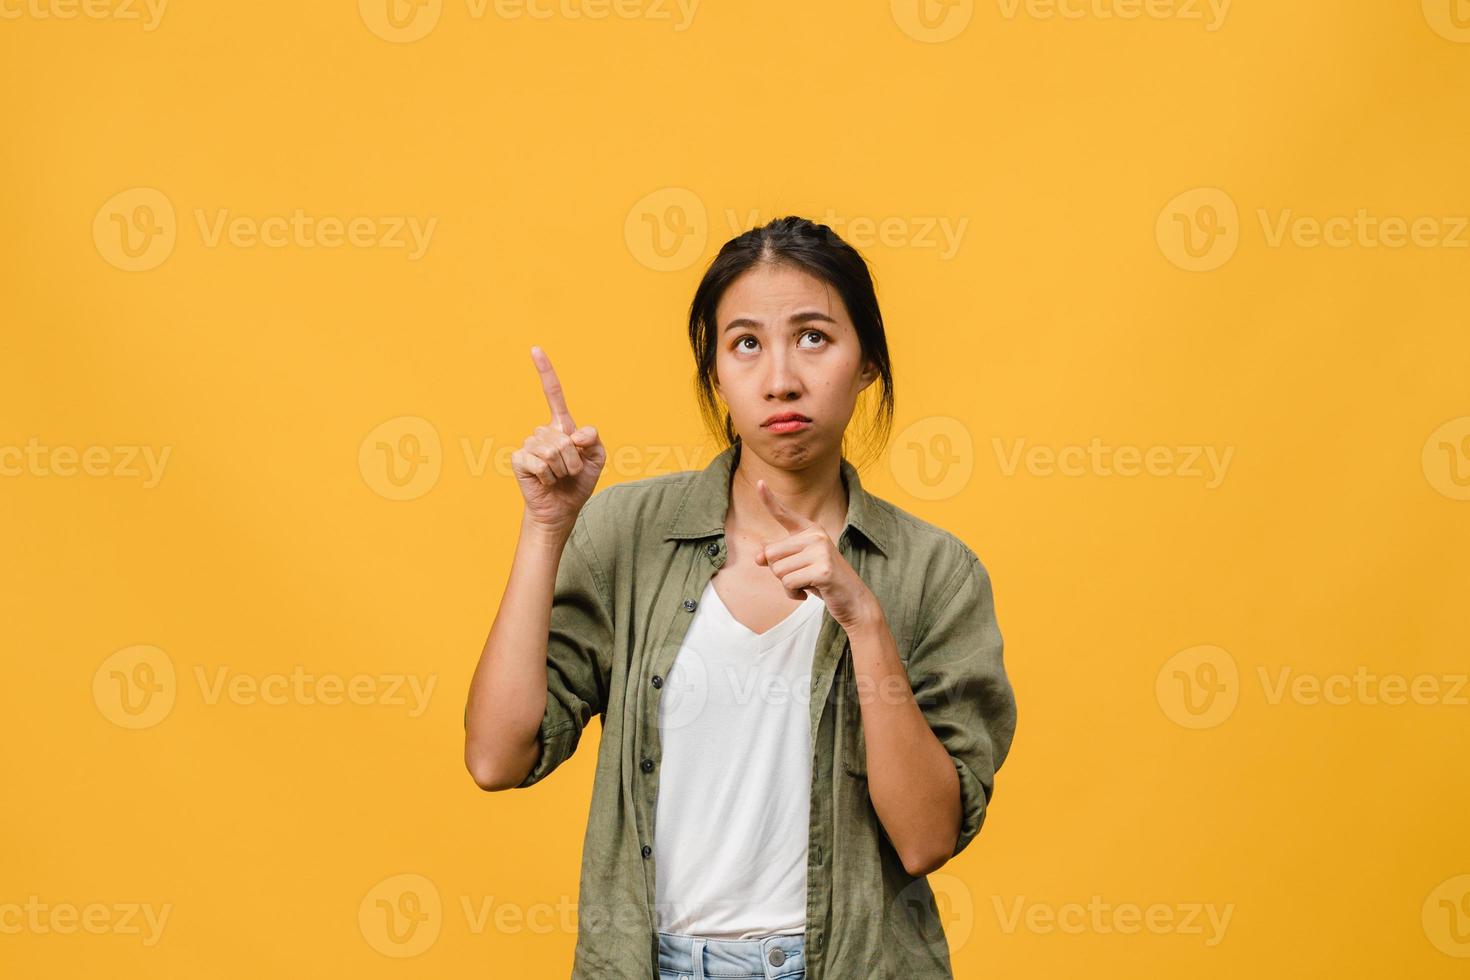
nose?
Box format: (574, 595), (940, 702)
(763, 348), (802, 400)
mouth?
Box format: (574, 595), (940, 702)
(762, 413), (812, 433)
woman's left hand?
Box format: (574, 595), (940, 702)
(753, 478), (878, 632)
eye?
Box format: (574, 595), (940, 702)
(732, 330), (826, 353)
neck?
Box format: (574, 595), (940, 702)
(728, 439), (848, 537)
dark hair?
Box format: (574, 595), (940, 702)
(686, 215), (896, 472)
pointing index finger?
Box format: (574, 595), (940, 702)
(756, 479), (808, 533)
(531, 345), (577, 434)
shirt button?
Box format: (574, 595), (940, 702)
(682, 598), (697, 612)
(651, 675), (663, 689)
(705, 542), (719, 557)
(768, 948), (786, 967)
(640, 758), (654, 773)
(641, 844), (652, 858)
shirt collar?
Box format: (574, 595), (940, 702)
(663, 438), (892, 557)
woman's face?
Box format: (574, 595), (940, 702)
(711, 261), (878, 467)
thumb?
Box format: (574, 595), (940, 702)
(569, 425), (598, 444)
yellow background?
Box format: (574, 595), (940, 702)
(3, 0), (1469, 976)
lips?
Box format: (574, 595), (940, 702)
(762, 413), (812, 426)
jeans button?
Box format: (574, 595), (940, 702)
(768, 947), (786, 966)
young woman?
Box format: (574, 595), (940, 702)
(464, 216), (1018, 980)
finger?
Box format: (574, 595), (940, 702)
(571, 425), (606, 466)
(531, 345), (577, 435)
(756, 479), (809, 533)
(515, 449), (557, 487)
(527, 429), (569, 479)
(766, 551), (817, 583)
(771, 570), (810, 601)
(533, 442), (568, 480)
(549, 430), (583, 477)
(759, 534), (807, 564)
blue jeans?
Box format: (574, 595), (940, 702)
(655, 930), (805, 980)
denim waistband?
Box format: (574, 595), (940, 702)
(655, 930), (805, 979)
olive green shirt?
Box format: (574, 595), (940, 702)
(484, 439), (1017, 978)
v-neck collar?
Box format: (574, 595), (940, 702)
(703, 579), (824, 652)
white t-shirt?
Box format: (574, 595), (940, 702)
(653, 577), (826, 938)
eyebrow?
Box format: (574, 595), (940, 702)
(722, 310), (839, 334)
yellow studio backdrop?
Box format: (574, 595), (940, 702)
(2, 1), (1468, 976)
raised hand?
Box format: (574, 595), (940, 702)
(512, 346), (606, 535)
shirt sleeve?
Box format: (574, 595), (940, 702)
(905, 547), (1018, 859)
(472, 504), (614, 790)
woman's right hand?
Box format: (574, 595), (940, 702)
(513, 346), (606, 537)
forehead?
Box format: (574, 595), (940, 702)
(715, 262), (851, 325)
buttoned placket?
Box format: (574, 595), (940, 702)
(637, 526), (863, 978)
